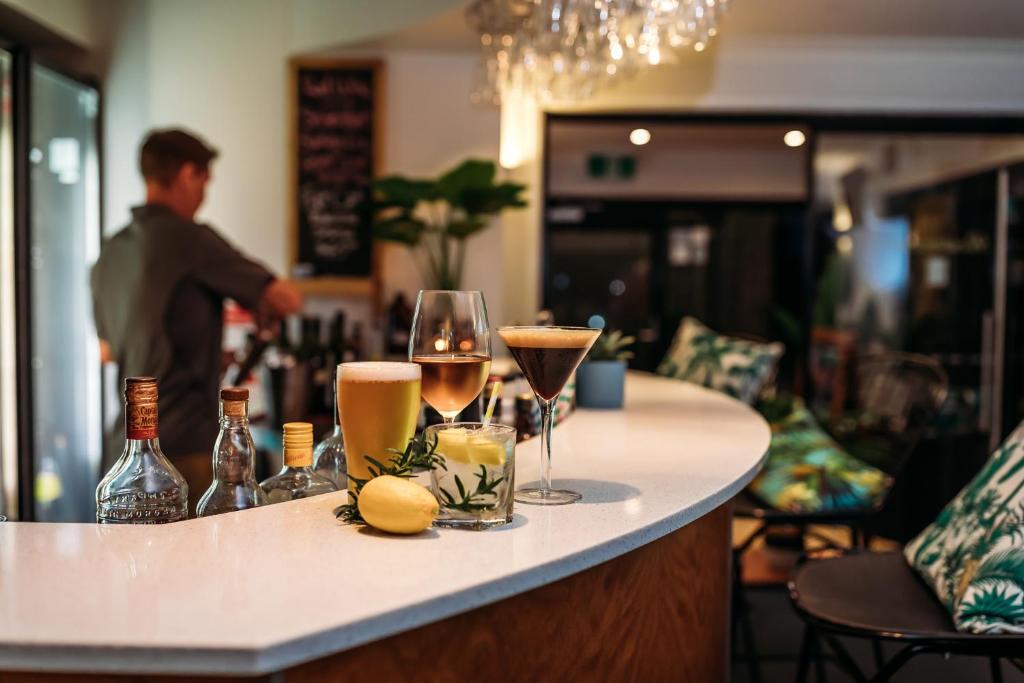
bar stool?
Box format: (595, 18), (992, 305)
(789, 549), (1023, 682)
(732, 354), (948, 681)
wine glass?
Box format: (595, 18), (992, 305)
(410, 291), (492, 424)
(497, 326), (600, 505)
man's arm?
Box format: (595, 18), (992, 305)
(262, 279), (302, 318)
(191, 225), (303, 321)
(99, 338), (113, 364)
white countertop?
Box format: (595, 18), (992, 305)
(0, 372), (770, 675)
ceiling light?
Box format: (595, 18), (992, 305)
(784, 130), (806, 147)
(629, 128), (652, 146)
(467, 0), (731, 104)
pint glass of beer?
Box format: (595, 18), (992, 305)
(337, 362), (422, 491)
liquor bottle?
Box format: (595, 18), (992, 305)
(344, 322), (365, 362)
(313, 368), (347, 489)
(328, 310), (347, 358)
(196, 387), (267, 517)
(386, 292), (414, 357)
(260, 422), (338, 504)
(322, 310), (346, 408)
(300, 316), (328, 416)
(96, 377), (188, 524)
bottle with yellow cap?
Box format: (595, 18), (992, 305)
(196, 388), (267, 517)
(259, 422), (339, 504)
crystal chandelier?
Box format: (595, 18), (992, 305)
(466, 0), (729, 105)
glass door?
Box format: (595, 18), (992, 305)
(0, 49), (13, 519)
(28, 65), (101, 521)
(813, 132), (1024, 538)
(1001, 163), (1024, 441)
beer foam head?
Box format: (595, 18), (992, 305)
(497, 326), (600, 349)
(338, 361), (421, 382)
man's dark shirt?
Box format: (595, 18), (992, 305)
(91, 203), (273, 470)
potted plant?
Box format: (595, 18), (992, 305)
(372, 159), (527, 290)
(576, 330), (635, 409)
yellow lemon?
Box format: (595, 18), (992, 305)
(357, 475), (438, 535)
(467, 436), (506, 466)
(436, 429), (506, 466)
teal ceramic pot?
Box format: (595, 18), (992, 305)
(576, 360), (626, 409)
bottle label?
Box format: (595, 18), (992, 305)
(284, 446), (312, 467)
(126, 402), (158, 440)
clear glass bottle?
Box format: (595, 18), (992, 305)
(260, 422), (338, 504)
(196, 387), (267, 517)
(313, 371), (346, 488)
(96, 377), (188, 524)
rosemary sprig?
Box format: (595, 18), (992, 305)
(334, 431), (443, 524)
(437, 465), (505, 512)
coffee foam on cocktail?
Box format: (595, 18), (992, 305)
(497, 327), (600, 349)
(338, 361), (421, 382)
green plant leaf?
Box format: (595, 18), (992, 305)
(373, 176), (436, 207)
(436, 159), (496, 203)
(373, 213), (427, 245)
(586, 328), (636, 362)
(457, 183), (528, 214)
(446, 216), (487, 239)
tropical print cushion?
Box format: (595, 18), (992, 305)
(905, 421), (1024, 634)
(748, 404), (893, 513)
(657, 317), (783, 404)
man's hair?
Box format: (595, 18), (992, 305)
(139, 129), (218, 186)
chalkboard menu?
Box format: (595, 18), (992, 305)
(292, 61), (379, 281)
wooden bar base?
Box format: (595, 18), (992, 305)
(4, 504), (732, 682)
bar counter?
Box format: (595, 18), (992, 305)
(0, 372), (770, 681)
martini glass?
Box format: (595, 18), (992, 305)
(497, 325), (600, 505)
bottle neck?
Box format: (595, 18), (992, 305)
(125, 436), (160, 451)
(220, 413), (250, 428)
(213, 416), (257, 483)
(125, 400), (159, 441)
(121, 436), (167, 466)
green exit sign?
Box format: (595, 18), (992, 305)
(586, 153), (635, 179)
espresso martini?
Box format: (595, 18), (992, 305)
(497, 326), (601, 505)
(499, 328), (600, 400)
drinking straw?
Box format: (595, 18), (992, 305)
(482, 380), (503, 426)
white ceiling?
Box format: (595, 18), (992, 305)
(347, 0), (1024, 52)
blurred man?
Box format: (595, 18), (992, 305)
(92, 129), (302, 510)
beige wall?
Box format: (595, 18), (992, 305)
(100, 0), (505, 335)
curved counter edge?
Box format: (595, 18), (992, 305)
(0, 372), (771, 676)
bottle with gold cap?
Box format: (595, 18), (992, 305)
(96, 377), (188, 524)
(259, 422), (338, 504)
(196, 388), (267, 517)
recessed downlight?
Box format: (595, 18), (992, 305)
(629, 128), (652, 145)
(784, 130), (807, 147)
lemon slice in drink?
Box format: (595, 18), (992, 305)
(436, 429), (506, 466)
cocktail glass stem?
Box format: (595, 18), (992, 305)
(514, 392), (581, 505)
(539, 396), (555, 492)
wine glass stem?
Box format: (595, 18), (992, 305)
(539, 396), (555, 493)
